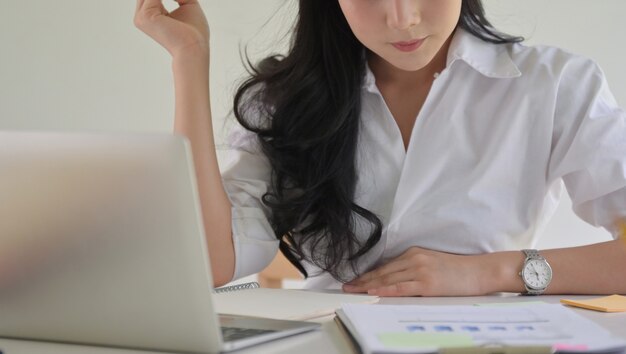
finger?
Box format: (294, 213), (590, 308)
(135, 0), (167, 21)
(138, 0), (164, 11)
(348, 249), (422, 284)
(134, 0), (172, 31)
(342, 284), (367, 294)
(344, 269), (415, 292)
(175, 0), (199, 5)
(136, 0), (146, 13)
(368, 281), (422, 297)
(347, 259), (411, 285)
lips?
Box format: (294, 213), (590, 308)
(391, 38), (425, 52)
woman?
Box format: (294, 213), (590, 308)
(134, 0), (626, 296)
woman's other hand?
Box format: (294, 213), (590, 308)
(342, 247), (488, 297)
(134, 0), (209, 57)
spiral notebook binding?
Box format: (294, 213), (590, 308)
(214, 281), (260, 294)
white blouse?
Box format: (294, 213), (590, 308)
(220, 28), (626, 289)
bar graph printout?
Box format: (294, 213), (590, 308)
(337, 303), (626, 353)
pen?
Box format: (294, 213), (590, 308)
(618, 219), (626, 247)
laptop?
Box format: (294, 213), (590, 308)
(0, 131), (319, 353)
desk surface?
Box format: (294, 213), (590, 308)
(1, 294), (624, 354)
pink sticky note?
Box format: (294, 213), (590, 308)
(553, 343), (588, 351)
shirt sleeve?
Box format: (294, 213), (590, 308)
(547, 55), (626, 238)
(220, 124), (278, 280)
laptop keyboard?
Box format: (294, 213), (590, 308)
(221, 326), (277, 341)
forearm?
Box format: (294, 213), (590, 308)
(172, 51), (235, 286)
(482, 239), (626, 295)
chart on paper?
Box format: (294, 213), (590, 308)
(338, 303), (626, 353)
(379, 306), (566, 341)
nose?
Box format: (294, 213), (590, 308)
(387, 0), (420, 30)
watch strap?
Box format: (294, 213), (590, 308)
(523, 249), (542, 260)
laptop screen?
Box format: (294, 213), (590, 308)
(0, 132), (223, 352)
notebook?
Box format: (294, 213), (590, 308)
(0, 131), (319, 353)
(215, 286), (379, 320)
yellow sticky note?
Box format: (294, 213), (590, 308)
(560, 295), (626, 312)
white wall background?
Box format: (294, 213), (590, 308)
(1, 1), (624, 268)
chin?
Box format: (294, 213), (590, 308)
(369, 49), (434, 73)
(387, 60), (430, 72)
(397, 63), (429, 72)
(382, 53), (434, 72)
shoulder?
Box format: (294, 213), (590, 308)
(506, 41), (604, 84)
(447, 29), (602, 84)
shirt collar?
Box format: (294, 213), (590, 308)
(447, 27), (521, 79)
(363, 63), (377, 93)
(363, 28), (522, 92)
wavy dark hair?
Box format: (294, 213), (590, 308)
(233, 0), (523, 281)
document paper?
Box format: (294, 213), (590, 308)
(339, 303), (626, 353)
(215, 288), (378, 320)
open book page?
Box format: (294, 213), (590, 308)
(337, 303), (626, 354)
(214, 288), (378, 321)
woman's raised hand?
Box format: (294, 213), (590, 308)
(134, 0), (210, 57)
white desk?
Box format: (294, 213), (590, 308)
(1, 294), (625, 354)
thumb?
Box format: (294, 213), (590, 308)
(137, 0), (166, 13)
(175, 0), (200, 5)
(134, 0), (171, 29)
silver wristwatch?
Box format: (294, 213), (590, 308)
(519, 249), (552, 295)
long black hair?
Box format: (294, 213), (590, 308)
(233, 0), (523, 281)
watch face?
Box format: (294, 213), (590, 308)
(522, 259), (552, 289)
